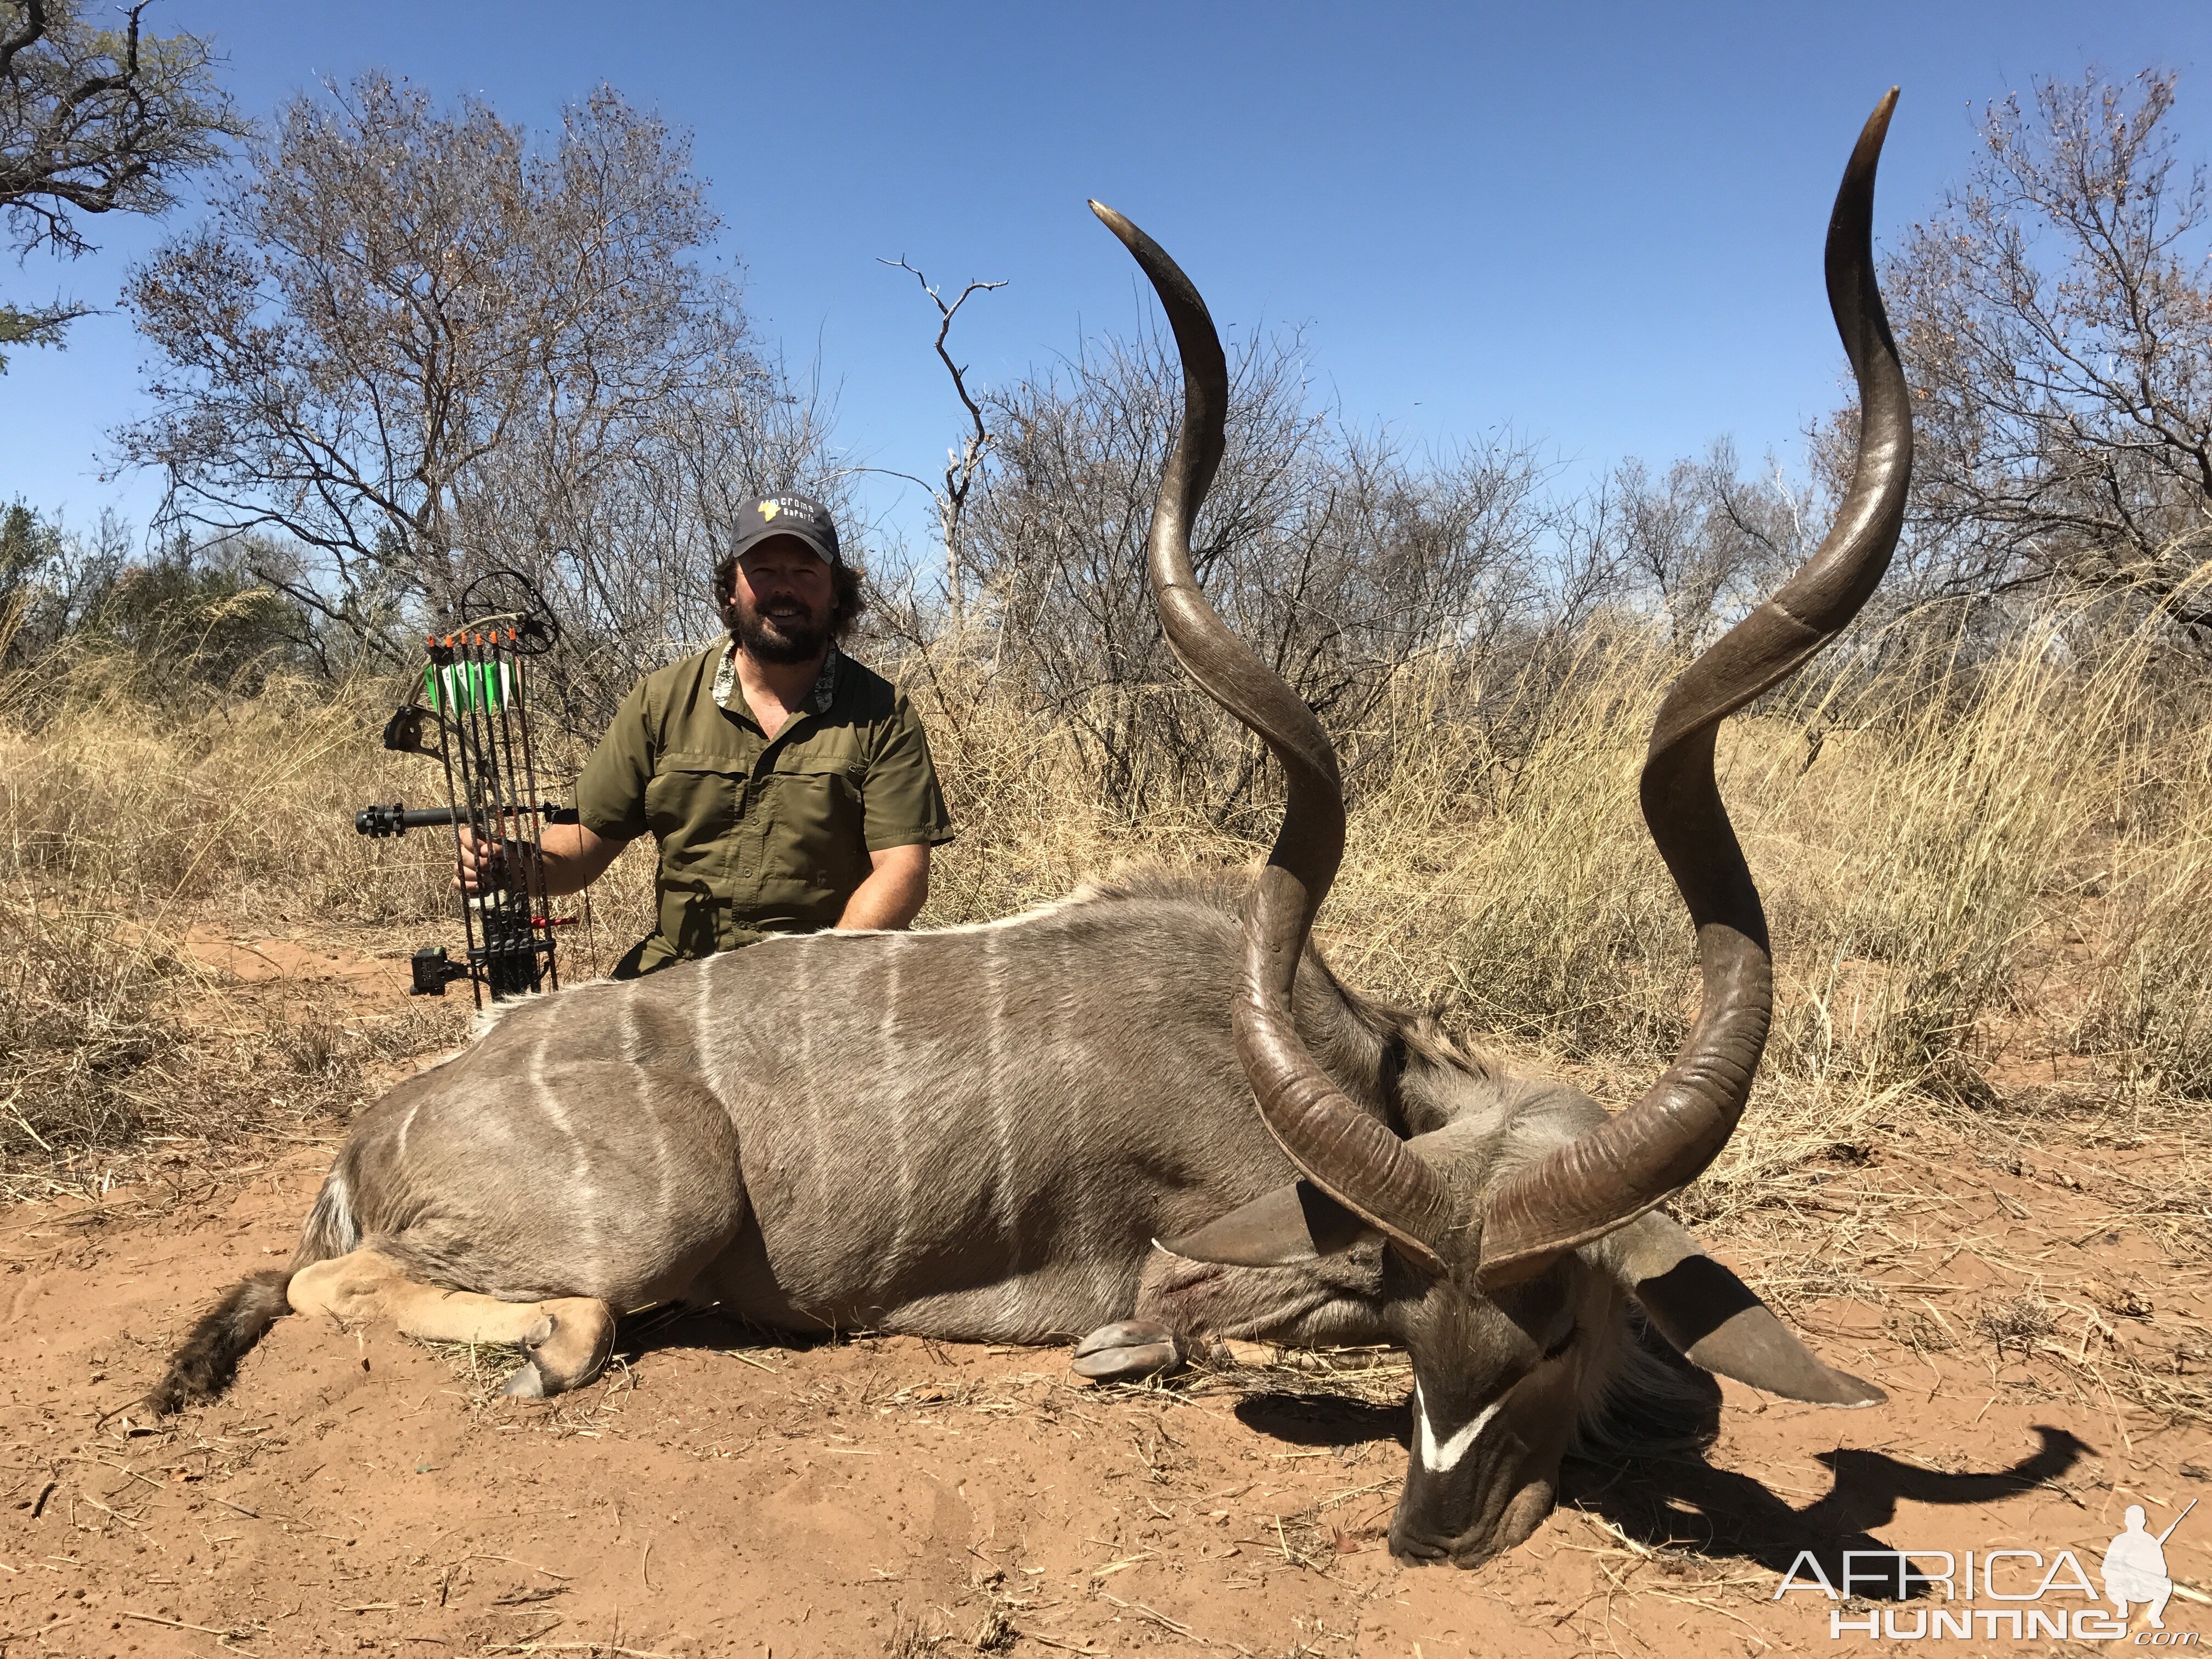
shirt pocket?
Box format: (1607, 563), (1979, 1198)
(758, 752), (870, 895)
(642, 748), (749, 861)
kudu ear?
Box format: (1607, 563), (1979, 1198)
(1161, 1180), (1376, 1267)
(1590, 1212), (1886, 1409)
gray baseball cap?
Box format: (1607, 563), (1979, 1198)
(731, 493), (842, 567)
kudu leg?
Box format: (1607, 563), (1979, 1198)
(288, 1250), (616, 1398)
(1073, 1243), (1396, 1382)
(298, 1063), (749, 1398)
(1071, 1319), (1186, 1381)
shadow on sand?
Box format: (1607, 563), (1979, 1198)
(1565, 1424), (2094, 1589)
(611, 1307), (2094, 1596)
(1233, 1390), (1412, 1450)
(613, 1304), (843, 1359)
(1227, 1382), (2090, 1590)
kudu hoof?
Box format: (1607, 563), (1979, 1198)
(499, 1301), (615, 1400)
(1071, 1319), (1186, 1383)
(500, 1361), (549, 1399)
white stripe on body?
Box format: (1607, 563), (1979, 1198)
(879, 934), (911, 1290)
(797, 933), (822, 1211)
(323, 1165), (360, 1252)
(642, 1045), (673, 1225)
(532, 1023), (598, 1263)
(1413, 1381), (1504, 1474)
(986, 930), (1018, 1273)
(1052, 926), (1115, 1317)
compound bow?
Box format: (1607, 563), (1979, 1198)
(353, 569), (577, 1006)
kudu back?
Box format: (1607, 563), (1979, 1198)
(151, 94), (1911, 1570)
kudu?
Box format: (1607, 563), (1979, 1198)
(151, 93), (1910, 1570)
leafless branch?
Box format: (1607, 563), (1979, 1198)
(880, 256), (1006, 622)
(115, 72), (845, 721)
(1814, 66), (2212, 647)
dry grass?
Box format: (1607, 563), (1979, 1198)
(3, 608), (2209, 1270)
(905, 605), (2212, 1122)
(0, 651), (481, 1196)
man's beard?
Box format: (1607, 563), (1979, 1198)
(733, 601), (829, 665)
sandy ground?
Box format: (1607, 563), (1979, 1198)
(4, 936), (2210, 1659)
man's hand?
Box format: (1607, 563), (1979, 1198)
(453, 821), (626, 898)
(835, 843), (931, 931)
(452, 825), (510, 894)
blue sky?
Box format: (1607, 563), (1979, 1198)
(3, 1), (2205, 565)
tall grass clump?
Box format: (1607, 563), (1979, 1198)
(1757, 618), (2153, 1091)
(899, 600), (2212, 1113)
(0, 900), (185, 1168)
(1340, 629), (1689, 1057)
(2063, 641), (2212, 1098)
(0, 638), (475, 1190)
(1301, 605), (2212, 1105)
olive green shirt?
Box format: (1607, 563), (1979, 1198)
(576, 642), (953, 972)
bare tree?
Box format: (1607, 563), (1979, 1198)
(0, 0), (238, 364)
(458, 364), (850, 732)
(1833, 68), (2212, 636)
(117, 72), (819, 681)
(878, 257), (1003, 627)
(966, 320), (1545, 821)
(1612, 439), (1810, 648)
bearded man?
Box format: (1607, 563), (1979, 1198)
(459, 494), (952, 975)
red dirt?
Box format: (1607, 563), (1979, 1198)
(4, 936), (2209, 1658)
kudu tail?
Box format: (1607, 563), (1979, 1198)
(144, 1270), (294, 1415)
(146, 1163), (359, 1415)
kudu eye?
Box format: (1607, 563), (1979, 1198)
(1541, 1323), (1579, 1363)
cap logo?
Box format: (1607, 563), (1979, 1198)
(758, 500), (781, 522)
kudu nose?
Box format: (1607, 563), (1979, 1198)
(1387, 1477), (1557, 1569)
(1386, 1527), (1450, 1564)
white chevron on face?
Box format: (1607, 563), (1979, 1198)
(1414, 1381), (1504, 1474)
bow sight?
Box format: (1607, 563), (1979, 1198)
(356, 569), (578, 1006)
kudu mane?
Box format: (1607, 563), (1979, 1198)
(1065, 859), (1492, 1097)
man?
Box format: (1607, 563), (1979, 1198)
(459, 493), (952, 974)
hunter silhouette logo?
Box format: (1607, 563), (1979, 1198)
(2105, 1502), (2195, 1632)
(758, 499), (782, 521)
